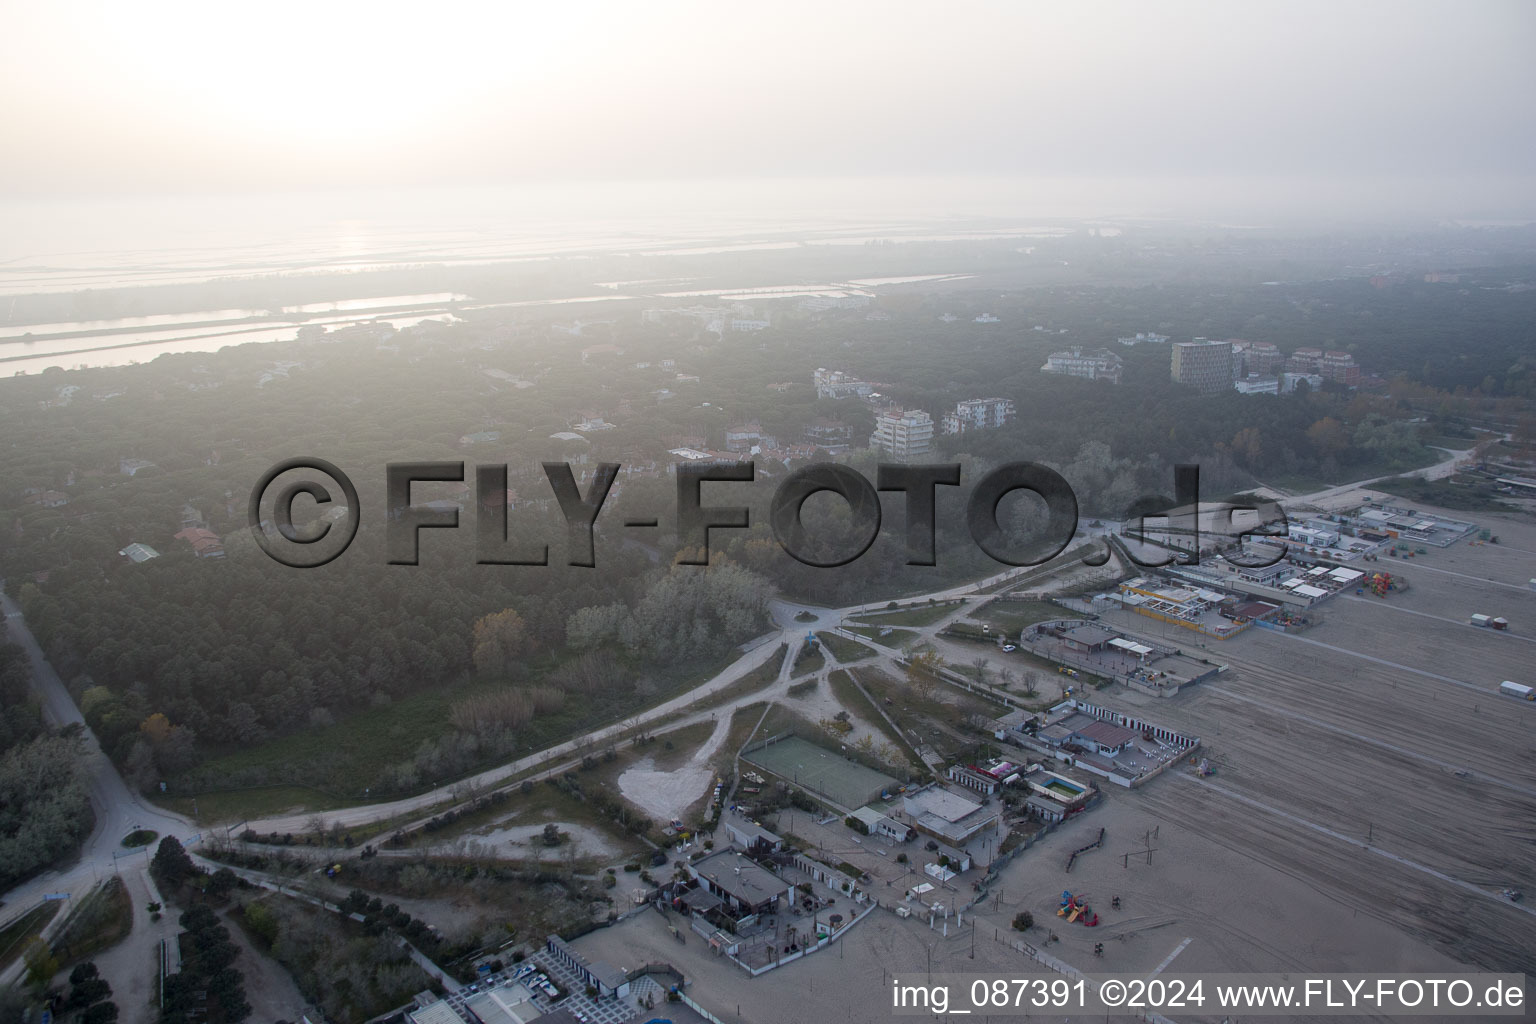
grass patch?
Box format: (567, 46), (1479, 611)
(1263, 447), (1441, 497)
(172, 648), (748, 820)
(753, 702), (813, 741)
(792, 644), (825, 678)
(816, 632), (874, 663)
(0, 901), (62, 974)
(1417, 434), (1479, 451)
(721, 702), (772, 769)
(639, 720), (719, 773)
(1370, 475), (1519, 512)
(162, 785), (349, 823)
(971, 598), (1071, 636)
(968, 544), (1101, 596)
(180, 686), (484, 808)
(826, 670), (921, 771)
(794, 611), (817, 622)
(850, 666), (1006, 759)
(786, 679), (818, 699)
(844, 624), (920, 647)
(121, 828), (158, 848)
(850, 602), (964, 628)
(50, 876), (133, 966)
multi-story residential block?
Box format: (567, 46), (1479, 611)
(1170, 339), (1235, 393)
(1286, 347), (1324, 373)
(813, 367), (874, 399)
(1244, 340), (1284, 375)
(1041, 347), (1123, 384)
(1231, 339), (1284, 377)
(870, 408), (934, 460)
(941, 397), (1017, 434)
(804, 418), (853, 452)
(1320, 350), (1360, 387)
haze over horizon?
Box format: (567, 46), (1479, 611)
(3, 2), (1536, 1016)
(3, 0), (1534, 222)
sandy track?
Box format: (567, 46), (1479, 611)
(617, 712), (734, 822)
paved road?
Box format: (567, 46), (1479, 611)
(0, 589), (193, 981)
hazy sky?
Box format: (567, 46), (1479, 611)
(3, 0), (1534, 205)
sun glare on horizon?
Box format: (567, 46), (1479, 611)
(72, 1), (607, 150)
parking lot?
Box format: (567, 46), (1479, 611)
(437, 957), (633, 1024)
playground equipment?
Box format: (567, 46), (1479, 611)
(1363, 571), (1402, 598)
(1057, 891), (1099, 927)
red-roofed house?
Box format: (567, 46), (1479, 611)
(174, 527), (225, 558)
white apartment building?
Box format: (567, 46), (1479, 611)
(870, 408), (935, 460)
(1233, 375), (1280, 395)
(942, 397), (1017, 434)
(1041, 347), (1123, 384)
